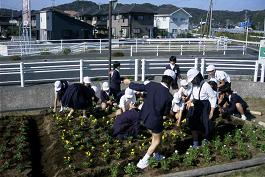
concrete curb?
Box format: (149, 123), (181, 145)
(162, 155), (265, 177)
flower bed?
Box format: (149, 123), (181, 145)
(51, 111), (265, 177)
(0, 116), (32, 176)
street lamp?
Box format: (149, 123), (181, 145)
(108, 0), (117, 85)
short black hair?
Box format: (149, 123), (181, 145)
(161, 75), (173, 87)
(113, 61), (120, 69)
(191, 73), (203, 86)
(169, 56), (177, 63)
(208, 81), (217, 91)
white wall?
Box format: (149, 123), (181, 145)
(40, 12), (47, 30)
(154, 15), (170, 30)
(169, 10), (190, 33)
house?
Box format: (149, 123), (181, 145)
(36, 8), (94, 40)
(110, 4), (155, 38)
(154, 7), (192, 38)
(77, 8), (109, 38)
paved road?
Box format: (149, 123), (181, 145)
(0, 47), (260, 86)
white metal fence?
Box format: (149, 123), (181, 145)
(0, 38), (247, 57)
(0, 58), (264, 87)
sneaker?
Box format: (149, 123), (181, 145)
(241, 115), (247, 120)
(137, 159), (149, 169)
(153, 153), (165, 161)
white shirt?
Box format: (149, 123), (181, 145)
(192, 82), (217, 108)
(215, 70), (231, 83)
(119, 95), (136, 111)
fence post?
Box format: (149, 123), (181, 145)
(194, 58), (198, 69)
(156, 45), (159, 56)
(130, 46), (133, 57)
(83, 42), (86, 52)
(80, 59), (84, 83)
(20, 62), (24, 87)
(242, 45), (245, 55)
(169, 40), (171, 52)
(141, 59), (145, 81)
(134, 59), (139, 81)
(200, 58), (205, 76)
(203, 45), (205, 55)
(254, 61), (259, 82)
(180, 45), (183, 55)
(99, 39), (102, 54)
(223, 44), (226, 55)
(135, 38), (138, 53)
(261, 64), (265, 83)
(60, 39), (63, 51)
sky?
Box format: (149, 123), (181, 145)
(1, 0), (265, 11)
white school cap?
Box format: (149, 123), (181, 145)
(83, 76), (91, 84)
(180, 79), (188, 86)
(209, 78), (218, 83)
(163, 69), (176, 80)
(54, 81), (61, 91)
(187, 68), (199, 83)
(124, 88), (134, 99)
(172, 92), (181, 103)
(102, 82), (109, 91)
(206, 64), (216, 72)
(144, 80), (150, 85)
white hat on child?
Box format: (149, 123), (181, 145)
(206, 65), (216, 72)
(144, 80), (150, 85)
(209, 78), (218, 83)
(54, 81), (61, 91)
(187, 68), (199, 83)
(83, 76), (91, 84)
(91, 86), (99, 94)
(172, 92), (181, 103)
(124, 88), (134, 99)
(163, 69), (176, 80)
(180, 79), (188, 86)
(102, 82), (109, 91)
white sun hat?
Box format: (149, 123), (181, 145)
(144, 80), (150, 85)
(91, 86), (99, 94)
(187, 68), (199, 83)
(163, 69), (176, 80)
(83, 76), (91, 84)
(180, 79), (188, 87)
(206, 65), (216, 72)
(102, 82), (109, 91)
(124, 88), (134, 99)
(54, 81), (61, 91)
(209, 78), (218, 83)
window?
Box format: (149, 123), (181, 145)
(172, 29), (177, 33)
(132, 28), (140, 34)
(173, 18), (178, 22)
(138, 16), (144, 20)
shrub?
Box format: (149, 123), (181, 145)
(124, 162), (138, 176)
(9, 55), (21, 61)
(112, 51), (124, 57)
(40, 48), (51, 55)
(62, 48), (71, 55)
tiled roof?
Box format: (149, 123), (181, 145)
(113, 4), (156, 14)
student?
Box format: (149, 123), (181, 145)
(113, 106), (141, 140)
(172, 80), (192, 126)
(206, 64), (231, 90)
(53, 80), (69, 112)
(219, 87), (248, 120)
(62, 77), (97, 118)
(125, 69), (174, 169)
(100, 82), (113, 111)
(165, 56), (181, 89)
(110, 61), (124, 101)
(116, 88), (136, 116)
(187, 68), (217, 147)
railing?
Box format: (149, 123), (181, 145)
(0, 38), (247, 57)
(1, 57), (264, 87)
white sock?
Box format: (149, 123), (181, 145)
(241, 114), (247, 120)
(142, 153), (150, 162)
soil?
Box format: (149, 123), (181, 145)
(0, 97), (265, 177)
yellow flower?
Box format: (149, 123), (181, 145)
(65, 140), (70, 145)
(85, 151), (91, 157)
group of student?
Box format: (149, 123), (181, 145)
(53, 56), (248, 169)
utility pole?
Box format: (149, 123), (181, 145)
(245, 10), (248, 47)
(209, 0), (213, 37)
(264, 17), (265, 37)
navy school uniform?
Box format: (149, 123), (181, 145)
(100, 90), (110, 103)
(57, 80), (69, 101)
(110, 69), (123, 101)
(188, 81), (217, 139)
(165, 64), (181, 89)
(129, 81), (173, 133)
(113, 108), (141, 140)
(221, 93), (248, 115)
(61, 83), (95, 109)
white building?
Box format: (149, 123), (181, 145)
(154, 8), (192, 37)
